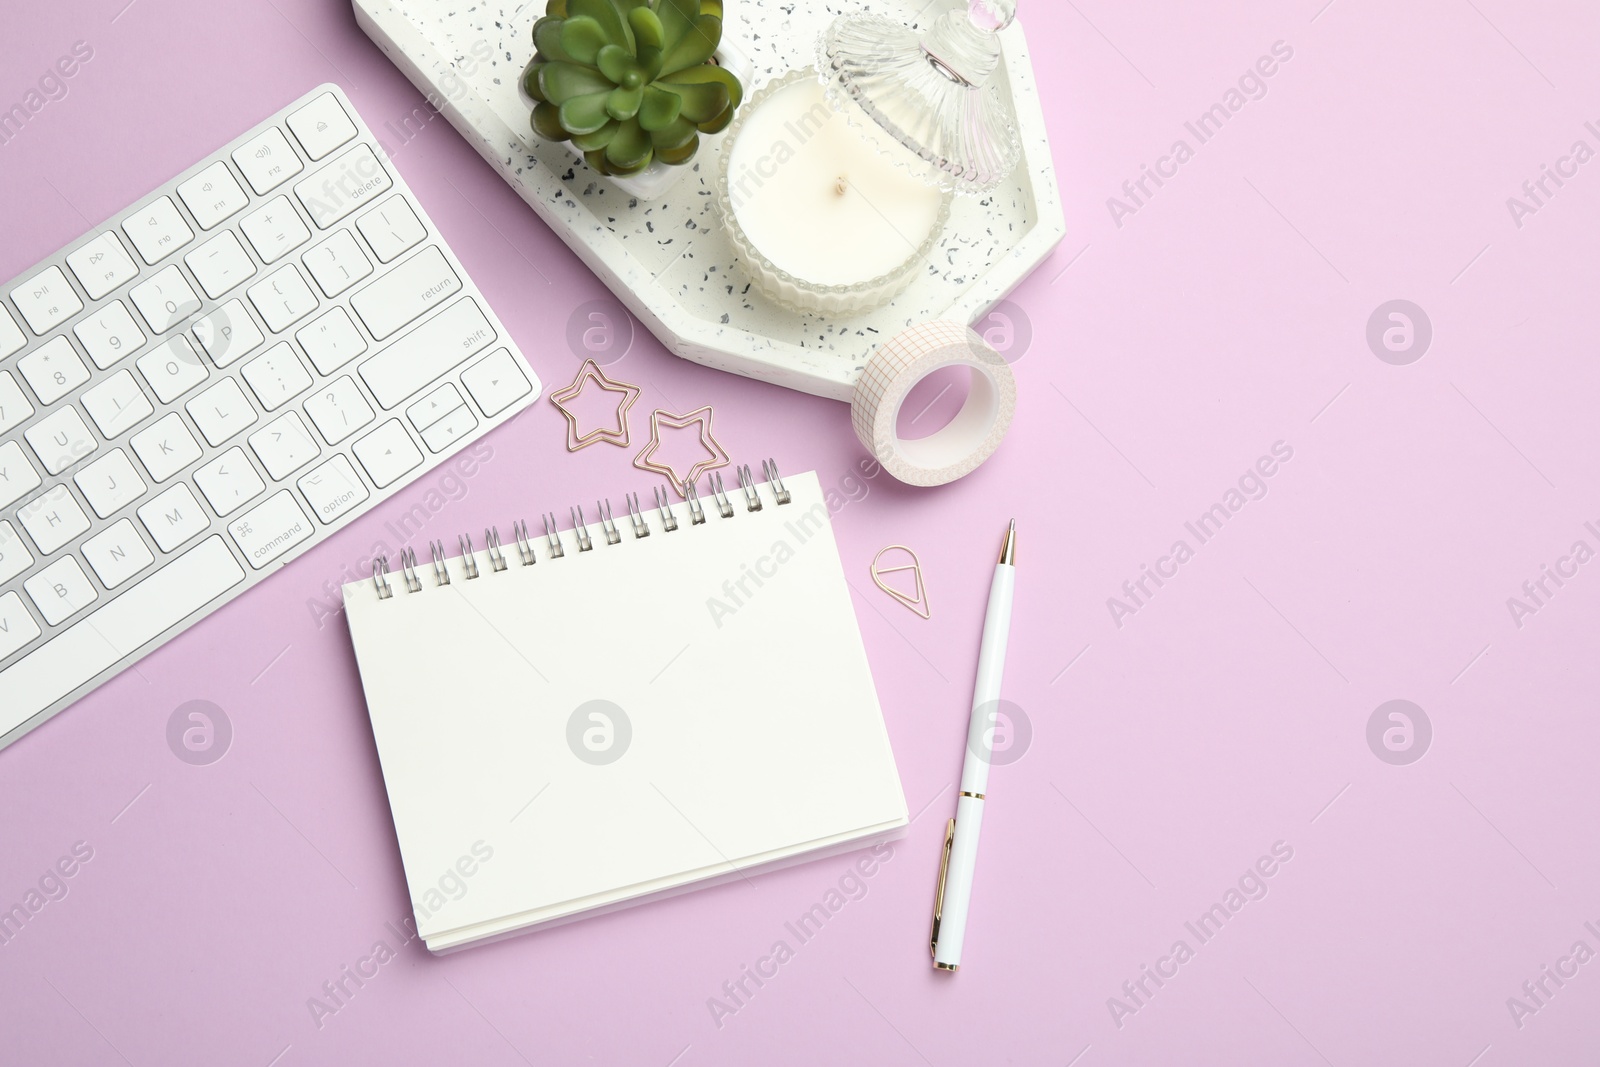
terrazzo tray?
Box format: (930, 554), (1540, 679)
(353, 0), (1065, 402)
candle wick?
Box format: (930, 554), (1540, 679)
(834, 176), (848, 196)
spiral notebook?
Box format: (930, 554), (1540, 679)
(343, 465), (908, 952)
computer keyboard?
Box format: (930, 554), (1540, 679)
(0, 84), (541, 748)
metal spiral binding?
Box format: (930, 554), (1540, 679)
(737, 464), (763, 512)
(512, 520), (536, 565)
(429, 540), (451, 585)
(707, 472), (735, 518)
(399, 547), (422, 593)
(373, 557), (393, 599)
(596, 499), (621, 545)
(684, 478), (706, 525)
(542, 513), (565, 558)
(763, 459), (791, 504)
(653, 486), (679, 531)
(625, 493), (650, 538)
(458, 534), (481, 578)
(369, 459), (792, 597)
(570, 505), (594, 551)
(485, 527), (507, 572)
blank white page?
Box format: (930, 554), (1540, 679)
(343, 471), (907, 945)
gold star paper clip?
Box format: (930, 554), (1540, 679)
(549, 359), (642, 451)
(632, 406), (731, 496)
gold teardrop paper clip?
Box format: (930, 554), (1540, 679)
(871, 545), (931, 620)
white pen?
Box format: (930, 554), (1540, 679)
(931, 519), (1016, 972)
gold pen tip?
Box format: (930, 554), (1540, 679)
(998, 520), (1017, 566)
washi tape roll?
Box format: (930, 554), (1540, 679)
(851, 320), (1017, 486)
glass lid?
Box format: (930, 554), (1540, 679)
(817, 0), (1023, 195)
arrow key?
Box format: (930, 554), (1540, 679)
(461, 347), (533, 417)
(405, 382), (463, 432)
(420, 404), (477, 453)
(352, 419), (422, 489)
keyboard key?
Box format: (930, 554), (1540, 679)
(18, 485), (90, 555)
(298, 455), (368, 525)
(195, 447), (265, 517)
(75, 449), (147, 518)
(351, 245), (459, 341)
(11, 265), (84, 335)
(240, 195), (311, 264)
(305, 375), (374, 444)
(233, 126), (304, 195)
(249, 411), (320, 479)
(25, 557), (97, 626)
(0, 522), (33, 585)
(247, 265), (319, 333)
(176, 161), (248, 229)
(139, 483), (210, 552)
(352, 419), (423, 488)
(187, 377), (259, 447)
(406, 383), (462, 432)
(0, 371), (34, 434)
(357, 197), (427, 263)
(122, 196), (194, 264)
(75, 301), (147, 369)
(18, 336), (91, 405)
(82, 519), (154, 589)
(228, 490), (314, 568)
(185, 231), (257, 299)
(82, 369), (154, 439)
(131, 412), (202, 482)
(462, 348), (533, 417)
(359, 298), (495, 409)
(129, 264), (202, 333)
(296, 307), (367, 375)
(137, 335), (209, 403)
(0, 306), (25, 359)
(0, 442), (42, 510)
(191, 300), (264, 368)
(66, 232), (140, 300)
(295, 144), (392, 228)
(25, 407), (97, 476)
(287, 92), (357, 160)
(421, 404), (478, 453)
(0, 536), (245, 735)
(303, 229), (373, 297)
(242, 342), (313, 411)
(0, 591), (40, 660)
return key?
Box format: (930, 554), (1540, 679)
(350, 246), (461, 340)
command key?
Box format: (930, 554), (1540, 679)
(228, 490), (314, 569)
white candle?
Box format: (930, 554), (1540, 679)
(723, 77), (945, 290)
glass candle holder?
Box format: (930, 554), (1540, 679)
(714, 70), (952, 317)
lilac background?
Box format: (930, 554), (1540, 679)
(4, 0), (1600, 1064)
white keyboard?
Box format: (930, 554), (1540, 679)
(0, 84), (541, 748)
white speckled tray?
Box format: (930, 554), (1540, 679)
(354, 0), (1065, 402)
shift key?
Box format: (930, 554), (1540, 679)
(359, 298), (495, 409)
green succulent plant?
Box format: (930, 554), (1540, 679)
(523, 0), (743, 177)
